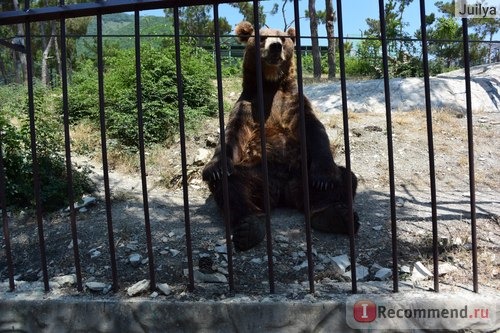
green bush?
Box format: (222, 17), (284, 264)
(1, 84), (93, 211)
(68, 43), (218, 147)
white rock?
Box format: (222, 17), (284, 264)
(129, 253), (142, 267)
(89, 250), (101, 259)
(374, 267), (393, 281)
(251, 258), (263, 265)
(193, 270), (227, 283)
(343, 265), (369, 281)
(372, 225), (383, 231)
(215, 245), (227, 254)
(127, 279), (150, 296)
(438, 262), (458, 276)
(192, 148), (211, 165)
(412, 261), (433, 281)
(293, 260), (309, 271)
(331, 254), (351, 273)
(51, 274), (76, 287)
(86, 282), (109, 292)
(400, 265), (411, 274)
(169, 249), (180, 257)
(305, 64), (500, 113)
(75, 196), (97, 209)
(157, 283), (172, 296)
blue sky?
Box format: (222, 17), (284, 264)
(141, 0), (439, 42)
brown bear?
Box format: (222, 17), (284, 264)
(202, 21), (359, 251)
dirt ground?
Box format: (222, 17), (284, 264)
(1, 106), (499, 299)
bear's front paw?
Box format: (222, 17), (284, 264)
(232, 214), (266, 251)
(202, 158), (234, 181)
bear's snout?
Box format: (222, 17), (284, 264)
(269, 42), (282, 55)
(262, 37), (285, 65)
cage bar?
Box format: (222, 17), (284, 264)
(173, 7), (197, 292)
(335, 0), (358, 293)
(25, 19), (50, 293)
(419, 0), (440, 292)
(461, 17), (479, 293)
(60, 1), (84, 292)
(252, 0), (276, 295)
(134, 9), (157, 291)
(0, 132), (15, 291)
(378, 0), (399, 293)
(96, 14), (119, 292)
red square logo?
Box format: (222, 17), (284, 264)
(353, 300), (377, 322)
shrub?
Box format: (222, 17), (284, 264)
(68, 43), (218, 148)
(1, 84), (94, 211)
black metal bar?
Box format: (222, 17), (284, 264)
(97, 14), (119, 292)
(0, 0), (252, 26)
(172, 7), (196, 293)
(378, 0), (399, 293)
(0, 39), (26, 53)
(293, 0), (315, 294)
(251, 0), (275, 295)
(134, 9), (156, 291)
(59, 1), (83, 292)
(461, 17), (478, 293)
(419, 0), (439, 292)
(336, 0), (357, 293)
(25, 20), (50, 293)
(0, 131), (15, 291)
(212, 4), (235, 293)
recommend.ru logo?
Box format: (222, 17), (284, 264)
(346, 294), (497, 330)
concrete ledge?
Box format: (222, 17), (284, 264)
(1, 287), (498, 332)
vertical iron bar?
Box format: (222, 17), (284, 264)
(336, 0), (357, 293)
(0, 132), (15, 291)
(419, 0), (439, 292)
(252, 0), (275, 294)
(60, 1), (83, 292)
(25, 21), (50, 293)
(292, 0), (315, 294)
(97, 14), (119, 292)
(461, 17), (478, 293)
(134, 9), (156, 291)
(212, 4), (234, 293)
(378, 0), (399, 293)
(173, 7), (196, 292)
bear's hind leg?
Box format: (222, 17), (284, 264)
(209, 166), (267, 251)
(309, 166), (360, 235)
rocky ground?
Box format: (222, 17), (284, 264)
(1, 106), (499, 301)
(1, 61), (500, 300)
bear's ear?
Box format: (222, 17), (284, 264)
(235, 21), (254, 44)
(286, 27), (296, 44)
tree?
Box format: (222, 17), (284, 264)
(422, 1), (490, 70)
(324, 0), (336, 78)
(230, 2), (267, 27)
(166, 6), (231, 46)
(357, 0), (419, 78)
(308, 0), (322, 79)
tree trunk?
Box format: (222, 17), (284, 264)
(325, 0), (336, 79)
(41, 36), (54, 87)
(12, 0), (27, 84)
(308, 0), (322, 80)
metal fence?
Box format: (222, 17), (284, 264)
(0, 0), (483, 295)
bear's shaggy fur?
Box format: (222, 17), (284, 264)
(203, 21), (359, 251)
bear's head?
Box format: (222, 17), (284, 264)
(235, 21), (296, 83)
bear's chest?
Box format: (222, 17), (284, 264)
(240, 93), (301, 167)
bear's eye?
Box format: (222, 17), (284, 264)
(280, 37), (286, 43)
(260, 36), (267, 43)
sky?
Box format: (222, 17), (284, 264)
(140, 0), (440, 43)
